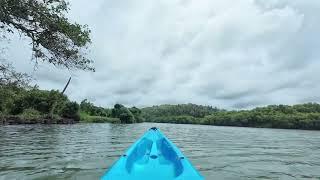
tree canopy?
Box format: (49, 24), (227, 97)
(0, 0), (94, 71)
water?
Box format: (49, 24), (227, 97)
(1, 123), (320, 180)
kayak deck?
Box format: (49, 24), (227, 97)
(101, 127), (203, 180)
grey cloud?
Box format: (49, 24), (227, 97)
(35, 69), (71, 85)
(216, 89), (259, 101)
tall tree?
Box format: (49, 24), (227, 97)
(0, 0), (94, 71)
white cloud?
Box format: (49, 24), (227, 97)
(2, 0), (320, 109)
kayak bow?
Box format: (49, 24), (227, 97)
(101, 127), (203, 180)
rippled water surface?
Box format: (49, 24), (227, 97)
(1, 123), (320, 179)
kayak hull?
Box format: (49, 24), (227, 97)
(101, 127), (203, 180)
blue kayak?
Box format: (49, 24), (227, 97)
(101, 127), (203, 180)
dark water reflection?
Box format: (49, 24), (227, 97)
(1, 123), (320, 179)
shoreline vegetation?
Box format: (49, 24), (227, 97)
(1, 86), (320, 130)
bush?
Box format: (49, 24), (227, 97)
(20, 108), (42, 119)
(61, 101), (80, 121)
(110, 104), (135, 123)
(119, 111), (135, 123)
(80, 112), (120, 123)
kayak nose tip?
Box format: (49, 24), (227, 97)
(150, 127), (158, 131)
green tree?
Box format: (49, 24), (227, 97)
(111, 104), (125, 118)
(0, 85), (25, 114)
(111, 104), (135, 123)
(0, 0), (93, 71)
(129, 107), (144, 123)
(80, 99), (109, 116)
(119, 109), (135, 124)
(61, 101), (80, 121)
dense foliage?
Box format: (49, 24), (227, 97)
(142, 104), (320, 130)
(80, 102), (144, 124)
(0, 0), (93, 71)
(1, 84), (320, 129)
(0, 85), (79, 121)
(142, 104), (220, 119)
(80, 99), (109, 117)
(61, 101), (80, 120)
(0, 86), (145, 124)
(0, 84), (146, 124)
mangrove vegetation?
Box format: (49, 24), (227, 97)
(142, 104), (320, 130)
(1, 84), (320, 130)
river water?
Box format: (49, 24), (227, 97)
(0, 123), (320, 180)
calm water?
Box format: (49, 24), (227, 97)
(1, 123), (320, 180)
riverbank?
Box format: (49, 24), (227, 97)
(2, 111), (320, 131)
(145, 116), (320, 130)
(1, 85), (320, 130)
(0, 115), (77, 125)
(0, 114), (121, 125)
(2, 115), (319, 131)
(0, 86), (142, 125)
(79, 113), (120, 123)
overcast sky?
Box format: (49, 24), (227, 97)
(3, 0), (320, 109)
